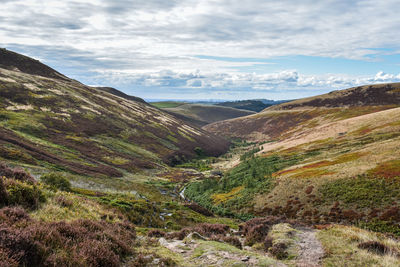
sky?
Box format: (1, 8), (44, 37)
(1, 0), (400, 100)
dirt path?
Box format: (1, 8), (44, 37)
(295, 228), (324, 267)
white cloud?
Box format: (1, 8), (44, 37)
(1, 0), (400, 99)
(95, 69), (400, 92)
(2, 0), (400, 62)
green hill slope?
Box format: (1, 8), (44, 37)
(216, 99), (284, 112)
(160, 103), (255, 127)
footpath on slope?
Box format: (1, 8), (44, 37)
(295, 227), (324, 267)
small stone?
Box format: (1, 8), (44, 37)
(241, 256), (250, 262)
(187, 232), (207, 240)
(159, 237), (168, 247)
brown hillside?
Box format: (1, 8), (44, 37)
(268, 83), (400, 110)
(0, 50), (229, 177)
(0, 48), (68, 80)
(204, 83), (400, 141)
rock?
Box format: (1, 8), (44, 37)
(187, 232), (207, 240)
(241, 256), (250, 262)
(159, 237), (169, 247)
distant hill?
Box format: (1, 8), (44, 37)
(0, 49), (229, 177)
(205, 83), (400, 140)
(216, 99), (288, 112)
(153, 103), (255, 127)
(269, 83), (400, 110)
(150, 101), (186, 109)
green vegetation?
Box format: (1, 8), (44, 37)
(216, 100), (272, 112)
(320, 175), (400, 208)
(73, 186), (238, 230)
(359, 219), (400, 237)
(185, 154), (302, 218)
(240, 146), (261, 160)
(177, 159), (213, 171)
(4, 179), (46, 209)
(40, 172), (72, 191)
(150, 101), (185, 108)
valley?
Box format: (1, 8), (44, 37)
(1, 49), (400, 266)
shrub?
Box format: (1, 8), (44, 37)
(269, 242), (288, 259)
(0, 207), (30, 225)
(0, 247), (18, 267)
(0, 224), (43, 265)
(264, 236), (273, 251)
(184, 203), (214, 217)
(194, 147), (204, 157)
(147, 229), (166, 238)
(305, 185), (314, 194)
(165, 223), (229, 240)
(0, 177), (8, 207)
(40, 173), (71, 191)
(0, 206), (137, 266)
(128, 253), (153, 267)
(240, 216), (283, 246)
(0, 163), (35, 183)
(166, 228), (191, 240)
(5, 179), (46, 209)
(78, 239), (120, 267)
(193, 223), (229, 237)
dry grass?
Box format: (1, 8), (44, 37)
(317, 225), (400, 266)
(31, 191), (120, 223)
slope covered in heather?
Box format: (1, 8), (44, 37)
(190, 83), (400, 236)
(0, 49), (229, 177)
(204, 83), (400, 141)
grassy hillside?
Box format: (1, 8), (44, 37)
(216, 100), (274, 112)
(0, 49), (229, 178)
(150, 101), (187, 109)
(205, 83), (400, 141)
(160, 103), (255, 127)
(194, 84), (400, 236)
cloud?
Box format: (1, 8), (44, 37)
(1, 0), (400, 99)
(373, 71), (400, 82)
(93, 69), (400, 92)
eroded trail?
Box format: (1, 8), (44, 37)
(295, 228), (324, 267)
(152, 226), (325, 266)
